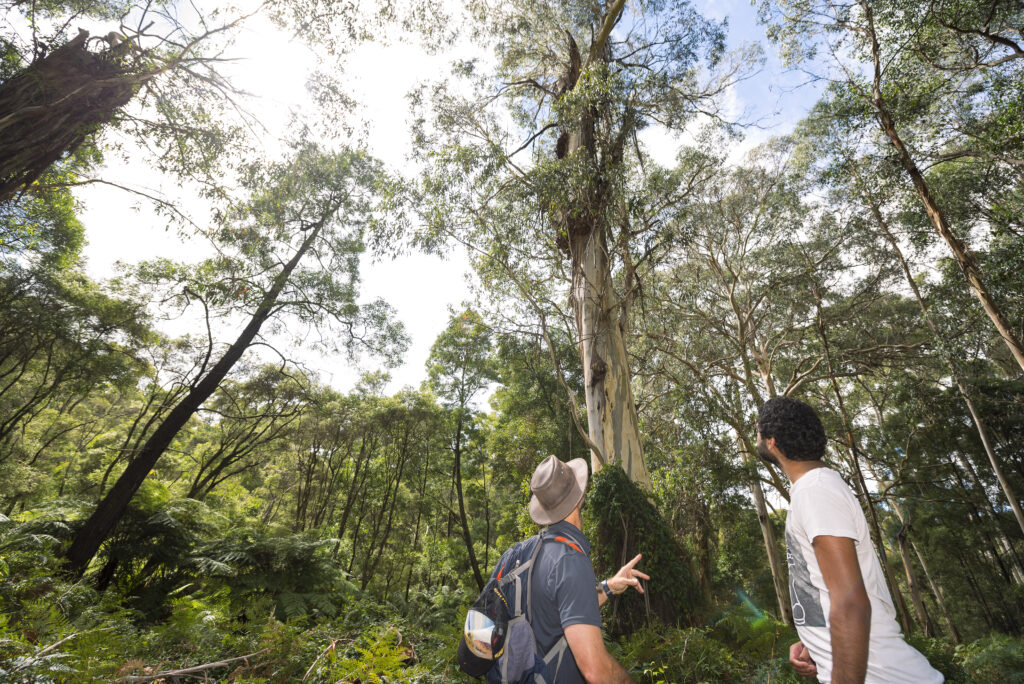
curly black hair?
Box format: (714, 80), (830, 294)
(756, 397), (827, 462)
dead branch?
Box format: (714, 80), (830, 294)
(118, 649), (267, 682)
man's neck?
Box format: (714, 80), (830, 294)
(563, 508), (582, 531)
(782, 459), (827, 485)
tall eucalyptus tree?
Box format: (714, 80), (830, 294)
(414, 0), (745, 484)
(426, 309), (495, 590)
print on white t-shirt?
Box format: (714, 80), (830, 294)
(786, 530), (825, 627)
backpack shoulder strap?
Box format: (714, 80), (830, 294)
(524, 532), (546, 616)
(550, 535), (584, 554)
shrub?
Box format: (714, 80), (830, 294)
(203, 529), (359, 621)
(588, 466), (703, 634)
(619, 624), (740, 682)
(957, 634), (1024, 684)
(906, 634), (966, 683)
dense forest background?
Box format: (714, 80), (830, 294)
(2, 0), (1024, 681)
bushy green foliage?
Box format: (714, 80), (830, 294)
(203, 529), (359, 621)
(906, 634), (967, 683)
(588, 466), (703, 633)
(613, 604), (801, 683)
(2, 517), (1024, 683)
(957, 634), (1024, 684)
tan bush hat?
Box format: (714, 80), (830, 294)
(529, 455), (589, 525)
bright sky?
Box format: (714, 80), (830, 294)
(76, 0), (824, 395)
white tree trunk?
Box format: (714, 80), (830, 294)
(572, 226), (651, 486)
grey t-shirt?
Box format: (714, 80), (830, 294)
(531, 521), (603, 683)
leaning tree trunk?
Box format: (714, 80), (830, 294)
(862, 2), (1024, 373)
(911, 538), (962, 644)
(858, 183), (1024, 540)
(860, 431), (959, 640)
(813, 300), (915, 633)
(555, 26), (651, 487)
(64, 221), (325, 576)
(895, 523), (936, 637)
(0, 30), (140, 204)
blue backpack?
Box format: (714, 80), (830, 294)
(457, 531), (573, 683)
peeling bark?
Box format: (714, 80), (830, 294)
(556, 27), (651, 487)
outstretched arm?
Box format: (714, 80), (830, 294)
(564, 623), (635, 684)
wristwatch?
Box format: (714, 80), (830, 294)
(600, 579), (613, 598)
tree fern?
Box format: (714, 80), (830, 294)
(279, 591), (307, 620)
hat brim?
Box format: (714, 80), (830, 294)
(529, 458), (588, 525)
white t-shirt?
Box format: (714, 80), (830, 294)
(786, 467), (943, 684)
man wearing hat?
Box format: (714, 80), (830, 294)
(522, 454), (648, 683)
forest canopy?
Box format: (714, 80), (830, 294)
(1, 0), (1023, 681)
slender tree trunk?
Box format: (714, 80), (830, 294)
(862, 447), (955, 640)
(960, 394), (1024, 542)
(862, 187), (1024, 539)
(863, 1), (1024, 373)
(294, 447), (317, 531)
(348, 506), (367, 575)
(951, 451), (1024, 584)
(359, 466), (396, 588)
(813, 301), (914, 633)
(737, 435), (793, 626)
(483, 465), (490, 572)
(946, 462), (1024, 628)
(64, 220), (327, 576)
(453, 412), (484, 590)
(895, 524), (935, 637)
(910, 539), (961, 644)
(343, 439), (377, 570)
(333, 432), (372, 560)
(383, 559), (395, 598)
(405, 432), (431, 603)
(363, 425), (411, 590)
(956, 546), (997, 629)
(261, 491), (279, 525)
(694, 499), (714, 599)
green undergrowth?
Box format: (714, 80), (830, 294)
(2, 512), (1023, 682)
(3, 590), (1023, 682)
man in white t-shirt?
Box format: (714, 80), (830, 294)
(755, 397), (943, 684)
